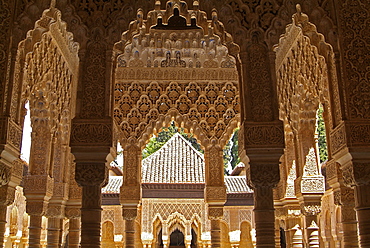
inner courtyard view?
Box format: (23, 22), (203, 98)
(0, 0), (369, 247)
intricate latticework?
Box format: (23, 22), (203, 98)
(114, 0), (240, 148)
(141, 198), (206, 234)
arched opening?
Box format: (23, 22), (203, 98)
(280, 227), (287, 248)
(20, 101), (32, 163)
(102, 221), (115, 246)
(157, 228), (164, 248)
(239, 221), (253, 248)
(191, 228), (197, 248)
(169, 229), (185, 248)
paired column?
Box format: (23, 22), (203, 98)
(240, 121), (284, 248)
(46, 217), (63, 247)
(46, 184), (68, 247)
(335, 142), (370, 247)
(70, 118), (114, 247)
(355, 183), (370, 247)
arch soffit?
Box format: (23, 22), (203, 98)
(274, 6), (334, 134)
(11, 7), (80, 179)
(16, 7), (79, 138)
(152, 213), (164, 227)
(113, 0), (240, 149)
(167, 212), (187, 235)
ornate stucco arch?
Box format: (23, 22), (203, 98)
(273, 5), (352, 246)
(113, 1), (240, 246)
(9, 6), (80, 246)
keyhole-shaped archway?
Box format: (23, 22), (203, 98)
(113, 0), (240, 247)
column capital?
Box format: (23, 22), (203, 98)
(249, 164), (280, 189)
(65, 207), (81, 219)
(122, 207), (138, 221)
(75, 163), (108, 187)
(208, 206), (223, 220)
(70, 118), (114, 147)
(45, 204), (65, 218)
(300, 202), (322, 216)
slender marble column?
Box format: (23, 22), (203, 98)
(29, 215), (43, 248)
(210, 219), (221, 248)
(46, 217), (62, 248)
(68, 218), (81, 248)
(0, 205), (7, 247)
(254, 186), (275, 248)
(123, 207), (137, 248)
(80, 185), (102, 248)
(355, 184), (370, 247)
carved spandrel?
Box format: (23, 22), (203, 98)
(113, 3), (240, 147)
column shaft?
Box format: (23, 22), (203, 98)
(80, 185), (102, 248)
(210, 219), (221, 248)
(355, 185), (370, 247)
(254, 186), (275, 248)
(0, 205), (7, 247)
(125, 219), (135, 248)
(341, 206), (358, 248)
(29, 215), (43, 248)
(47, 217), (62, 248)
(68, 218), (81, 248)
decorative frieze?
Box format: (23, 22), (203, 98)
(70, 121), (113, 146)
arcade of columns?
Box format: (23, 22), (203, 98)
(0, 0), (369, 247)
